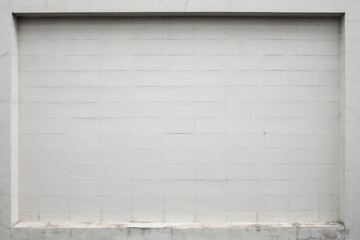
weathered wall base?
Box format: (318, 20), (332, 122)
(11, 223), (346, 240)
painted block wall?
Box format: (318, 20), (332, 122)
(0, 0), (360, 239)
(18, 17), (340, 223)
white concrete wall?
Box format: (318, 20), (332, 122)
(0, 0), (359, 240)
(18, 17), (341, 224)
(11, 0), (346, 13)
(0, 2), (15, 239)
(344, 2), (360, 240)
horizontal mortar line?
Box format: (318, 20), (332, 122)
(19, 133), (336, 135)
(18, 117), (340, 119)
(18, 114), (339, 117)
(19, 133), (339, 137)
(20, 130), (336, 132)
(35, 165), (338, 168)
(18, 100), (340, 102)
(19, 70), (340, 72)
(19, 69), (339, 72)
(20, 38), (340, 41)
(28, 180), (339, 182)
(18, 87), (339, 90)
(21, 184), (340, 190)
(18, 102), (340, 104)
(18, 85), (341, 87)
(19, 193), (340, 197)
(32, 209), (337, 211)
(19, 100), (340, 102)
(19, 148), (340, 151)
(19, 38), (340, 41)
(19, 37), (339, 39)
(23, 163), (340, 166)
(19, 53), (340, 58)
(17, 88), (339, 91)
(18, 117), (340, 120)
(20, 162), (337, 165)
(19, 132), (338, 135)
(19, 69), (340, 72)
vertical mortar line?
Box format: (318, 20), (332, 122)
(285, 22), (290, 223)
(98, 19), (103, 223)
(161, 17), (165, 223)
(193, 21), (197, 223)
(285, 28), (290, 224)
(316, 22), (321, 222)
(66, 21), (72, 222)
(130, 17), (135, 222)
(282, 21), (288, 224)
(338, 18), (343, 223)
(255, 22), (260, 224)
(35, 22), (41, 222)
(224, 21), (229, 223)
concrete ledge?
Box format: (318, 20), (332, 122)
(14, 221), (344, 229)
(11, 222), (347, 240)
(13, 11), (344, 18)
